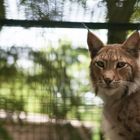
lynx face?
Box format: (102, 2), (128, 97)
(87, 31), (140, 97)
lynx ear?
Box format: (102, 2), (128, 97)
(87, 31), (104, 58)
(122, 31), (140, 57)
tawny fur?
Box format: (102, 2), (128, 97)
(87, 31), (140, 140)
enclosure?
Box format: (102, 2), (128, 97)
(0, 0), (140, 140)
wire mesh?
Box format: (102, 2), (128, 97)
(0, 31), (103, 140)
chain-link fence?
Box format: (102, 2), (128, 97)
(0, 41), (103, 140)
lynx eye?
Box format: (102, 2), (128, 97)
(116, 62), (127, 69)
(95, 61), (104, 68)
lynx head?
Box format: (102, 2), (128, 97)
(87, 31), (140, 98)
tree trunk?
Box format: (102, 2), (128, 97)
(0, 0), (5, 19)
(0, 0), (6, 30)
(106, 0), (137, 43)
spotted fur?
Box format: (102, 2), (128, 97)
(87, 31), (140, 140)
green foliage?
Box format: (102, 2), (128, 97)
(27, 40), (89, 119)
(0, 47), (27, 123)
(0, 40), (90, 121)
(0, 41), (100, 140)
(131, 7), (140, 22)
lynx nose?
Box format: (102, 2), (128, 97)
(104, 78), (113, 85)
(103, 70), (114, 86)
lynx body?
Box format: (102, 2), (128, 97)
(87, 31), (140, 140)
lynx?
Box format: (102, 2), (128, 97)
(87, 30), (140, 140)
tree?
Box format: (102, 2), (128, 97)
(0, 0), (5, 19)
(0, 0), (6, 30)
(106, 0), (137, 43)
(26, 41), (88, 120)
(18, 0), (140, 43)
(19, 0), (64, 20)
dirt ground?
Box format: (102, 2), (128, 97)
(4, 121), (93, 140)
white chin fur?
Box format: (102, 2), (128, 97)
(127, 77), (140, 95)
(97, 77), (140, 102)
(97, 87), (125, 102)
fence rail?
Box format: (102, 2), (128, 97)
(0, 19), (140, 30)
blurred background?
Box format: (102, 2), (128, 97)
(0, 0), (140, 140)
